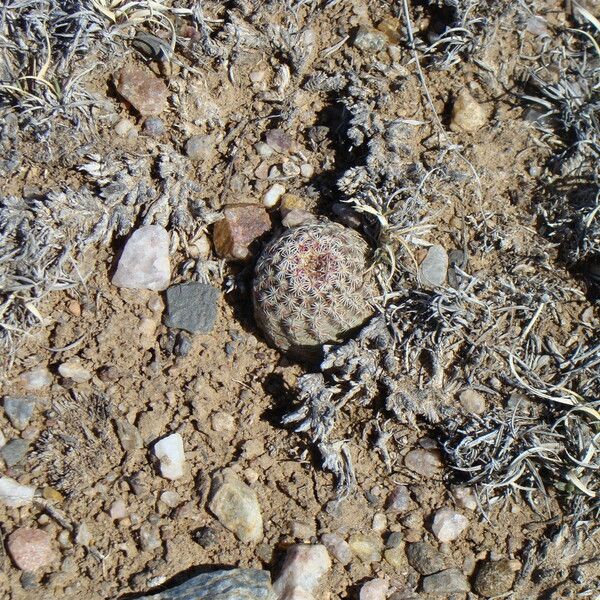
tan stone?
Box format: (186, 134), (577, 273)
(213, 204), (271, 261)
(115, 66), (168, 116)
(450, 89), (487, 133)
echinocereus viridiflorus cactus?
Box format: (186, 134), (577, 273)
(253, 218), (377, 359)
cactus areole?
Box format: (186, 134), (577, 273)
(252, 218), (377, 359)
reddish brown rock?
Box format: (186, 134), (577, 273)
(213, 204), (271, 261)
(7, 528), (55, 571)
(114, 66), (168, 116)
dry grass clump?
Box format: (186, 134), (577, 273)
(32, 391), (120, 497)
(522, 5), (600, 297)
(281, 2), (600, 521)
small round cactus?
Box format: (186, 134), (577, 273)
(252, 218), (377, 359)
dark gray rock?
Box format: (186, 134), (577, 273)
(422, 568), (470, 594)
(3, 397), (35, 431)
(136, 568), (276, 599)
(0, 439), (29, 467)
(143, 117), (166, 137)
(164, 283), (219, 334)
(474, 559), (519, 597)
(407, 542), (446, 575)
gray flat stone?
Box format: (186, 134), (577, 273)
(406, 542), (446, 575)
(3, 396), (35, 431)
(136, 568), (276, 599)
(164, 282), (219, 333)
(422, 568), (470, 594)
(419, 244), (448, 287)
(0, 439), (29, 467)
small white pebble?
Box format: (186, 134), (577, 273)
(263, 183), (286, 208)
(115, 119), (134, 136)
(20, 366), (53, 390)
(360, 578), (389, 600)
(255, 142), (274, 158)
(153, 433), (185, 480)
(372, 512), (387, 532)
(75, 523), (92, 546)
(58, 359), (92, 383)
(300, 163), (314, 178)
(160, 490), (180, 508)
(431, 507), (468, 542)
(109, 499), (128, 520)
(0, 476), (35, 508)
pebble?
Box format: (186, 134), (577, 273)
(20, 367), (52, 390)
(58, 359), (92, 383)
(20, 571), (38, 590)
(208, 470), (263, 542)
(139, 523), (162, 552)
(282, 208), (314, 228)
(281, 161), (300, 177)
(273, 544), (331, 599)
(143, 117), (165, 137)
(406, 542), (446, 575)
(383, 540), (406, 571)
(354, 26), (387, 52)
(321, 533), (352, 566)
(109, 499), (128, 520)
(210, 411), (235, 432)
(372, 513), (387, 532)
(163, 282), (219, 333)
(75, 523), (92, 546)
(450, 89), (487, 133)
(422, 568), (470, 594)
(115, 66), (169, 116)
(3, 396), (35, 430)
(112, 225), (171, 291)
(160, 490), (180, 508)
(255, 142), (274, 158)
(360, 578), (389, 600)
(42, 486), (63, 503)
(213, 204), (271, 261)
(135, 568), (275, 600)
(348, 533), (383, 563)
(431, 508), (468, 543)
(452, 486), (478, 511)
(419, 244), (448, 287)
(265, 129), (293, 154)
(192, 526), (218, 549)
(404, 448), (443, 477)
(7, 528), (55, 571)
(0, 476), (35, 508)
(114, 118), (134, 137)
(185, 134), (214, 161)
(0, 438), (29, 467)
(153, 433), (185, 480)
(300, 163), (314, 178)
(386, 484), (411, 512)
(115, 419), (143, 453)
(459, 389), (486, 414)
(57, 530), (71, 548)
(473, 559), (520, 597)
(255, 161), (269, 180)
(263, 183), (286, 208)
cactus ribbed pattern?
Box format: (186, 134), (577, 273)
(252, 218), (376, 358)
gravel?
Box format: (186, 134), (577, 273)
(164, 282), (220, 334)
